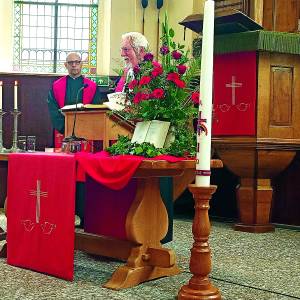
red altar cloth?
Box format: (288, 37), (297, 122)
(7, 152), (76, 281)
(75, 151), (185, 190)
(212, 51), (257, 136)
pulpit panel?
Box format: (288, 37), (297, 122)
(257, 52), (300, 139)
(270, 67), (292, 126)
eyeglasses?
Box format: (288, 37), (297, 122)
(66, 60), (81, 65)
(120, 47), (134, 53)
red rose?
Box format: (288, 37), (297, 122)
(152, 61), (162, 68)
(151, 66), (163, 77)
(172, 50), (182, 60)
(173, 79), (186, 88)
(139, 76), (152, 86)
(177, 64), (187, 75)
(167, 72), (180, 81)
(141, 93), (150, 100)
(191, 91), (200, 104)
(151, 88), (165, 99)
(133, 92), (142, 104)
(128, 79), (138, 90)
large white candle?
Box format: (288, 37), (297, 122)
(14, 81), (18, 110)
(0, 81), (2, 110)
(195, 0), (215, 187)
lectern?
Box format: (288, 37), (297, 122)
(64, 107), (134, 149)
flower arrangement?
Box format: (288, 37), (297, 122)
(108, 14), (200, 157)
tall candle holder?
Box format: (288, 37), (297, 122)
(7, 109), (22, 153)
(0, 109), (8, 153)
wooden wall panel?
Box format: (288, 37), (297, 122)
(259, 0), (300, 32)
(215, 0), (249, 14)
(273, 0), (299, 32)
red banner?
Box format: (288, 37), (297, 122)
(7, 153), (76, 281)
(212, 51), (257, 136)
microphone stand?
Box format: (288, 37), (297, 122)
(62, 84), (88, 147)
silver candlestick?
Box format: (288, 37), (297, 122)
(7, 109), (22, 153)
(0, 109), (8, 153)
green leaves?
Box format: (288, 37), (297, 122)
(169, 28), (175, 38)
(106, 135), (165, 158)
(106, 131), (196, 158)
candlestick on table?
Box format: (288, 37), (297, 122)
(195, 0), (215, 187)
(14, 81), (18, 110)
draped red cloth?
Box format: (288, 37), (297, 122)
(7, 153), (76, 281)
(75, 151), (186, 190)
(76, 151), (186, 239)
(212, 51), (257, 136)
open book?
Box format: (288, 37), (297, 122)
(60, 103), (108, 111)
(131, 120), (171, 148)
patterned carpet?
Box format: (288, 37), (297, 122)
(0, 213), (300, 300)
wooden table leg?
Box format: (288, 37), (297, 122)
(178, 185), (221, 300)
(104, 177), (180, 290)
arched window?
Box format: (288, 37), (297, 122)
(13, 0), (98, 74)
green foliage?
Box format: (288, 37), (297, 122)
(106, 132), (196, 158)
(106, 136), (166, 158)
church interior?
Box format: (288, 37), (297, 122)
(0, 0), (300, 299)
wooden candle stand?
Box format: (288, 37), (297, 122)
(178, 184), (221, 300)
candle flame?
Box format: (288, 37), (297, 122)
(14, 81), (18, 85)
(0, 81), (2, 86)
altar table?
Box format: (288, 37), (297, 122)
(75, 158), (222, 289)
(0, 152), (223, 289)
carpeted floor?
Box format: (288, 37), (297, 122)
(0, 213), (299, 300)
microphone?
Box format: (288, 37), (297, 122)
(63, 83), (89, 143)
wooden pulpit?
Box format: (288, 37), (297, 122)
(211, 30), (300, 232)
(182, 10), (300, 233)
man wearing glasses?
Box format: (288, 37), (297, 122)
(47, 52), (102, 141)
